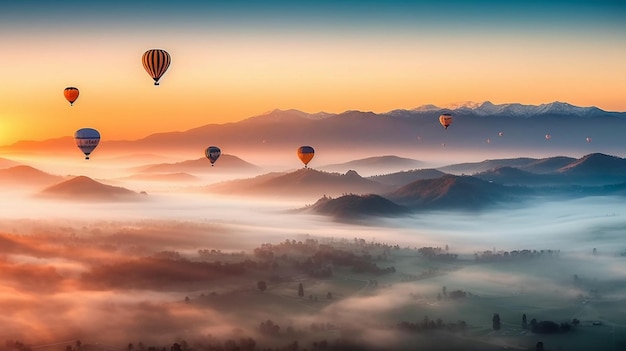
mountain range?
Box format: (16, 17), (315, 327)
(3, 101), (625, 160)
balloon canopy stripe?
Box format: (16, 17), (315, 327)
(142, 49), (171, 85)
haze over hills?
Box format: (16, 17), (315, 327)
(207, 168), (391, 199)
(0, 165), (66, 187)
(39, 176), (144, 201)
(318, 155), (424, 176)
(368, 168), (448, 187)
(385, 174), (522, 209)
(133, 155), (260, 174)
(3, 101), (625, 163)
(0, 157), (21, 169)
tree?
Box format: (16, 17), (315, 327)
(257, 280), (267, 292)
(492, 313), (501, 330)
(326, 292), (333, 299)
(442, 286), (447, 298)
(298, 282), (304, 297)
(522, 314), (528, 330)
(536, 341), (544, 351)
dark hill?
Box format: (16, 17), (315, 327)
(307, 194), (409, 219)
(208, 169), (390, 199)
(386, 174), (522, 209)
(39, 176), (143, 201)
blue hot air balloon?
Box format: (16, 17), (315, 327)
(74, 128), (100, 160)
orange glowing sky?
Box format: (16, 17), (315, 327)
(0, 1), (625, 145)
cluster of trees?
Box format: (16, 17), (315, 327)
(518, 313), (577, 334)
(474, 249), (560, 262)
(397, 316), (468, 333)
(416, 247), (458, 261)
(438, 286), (469, 300)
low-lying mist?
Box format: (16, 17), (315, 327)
(1, 178), (625, 350)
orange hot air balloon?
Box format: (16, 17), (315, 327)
(439, 113), (453, 129)
(64, 87), (79, 106)
(142, 49), (171, 85)
(297, 146), (315, 168)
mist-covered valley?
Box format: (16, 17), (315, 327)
(1, 149), (626, 351)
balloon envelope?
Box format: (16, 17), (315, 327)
(439, 113), (453, 129)
(297, 146), (315, 167)
(205, 146), (221, 166)
(142, 49), (171, 85)
(545, 134), (552, 140)
(586, 137), (592, 143)
(64, 87), (79, 106)
(74, 128), (100, 160)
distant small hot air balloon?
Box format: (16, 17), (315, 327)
(74, 128), (100, 160)
(486, 138), (491, 144)
(545, 134), (552, 141)
(142, 49), (171, 85)
(297, 146), (315, 168)
(498, 131), (504, 137)
(586, 136), (592, 143)
(64, 87), (79, 106)
(205, 146), (221, 166)
(439, 113), (453, 129)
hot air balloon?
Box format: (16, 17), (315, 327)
(439, 113), (453, 129)
(74, 128), (100, 160)
(586, 136), (592, 143)
(205, 146), (221, 166)
(498, 131), (504, 137)
(486, 138), (491, 144)
(142, 49), (171, 85)
(545, 134), (552, 141)
(64, 87), (79, 106)
(297, 146), (315, 168)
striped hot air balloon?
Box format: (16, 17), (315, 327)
(297, 146), (315, 168)
(64, 87), (79, 106)
(142, 49), (171, 85)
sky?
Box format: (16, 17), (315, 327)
(0, 0), (625, 145)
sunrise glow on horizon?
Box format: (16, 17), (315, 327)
(1, 0), (625, 145)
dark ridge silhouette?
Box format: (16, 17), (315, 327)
(134, 155), (260, 174)
(319, 155), (424, 174)
(0, 156), (21, 169)
(368, 168), (448, 187)
(0, 165), (65, 187)
(558, 153), (626, 177)
(386, 174), (522, 209)
(307, 194), (409, 219)
(39, 176), (143, 201)
(207, 168), (390, 199)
